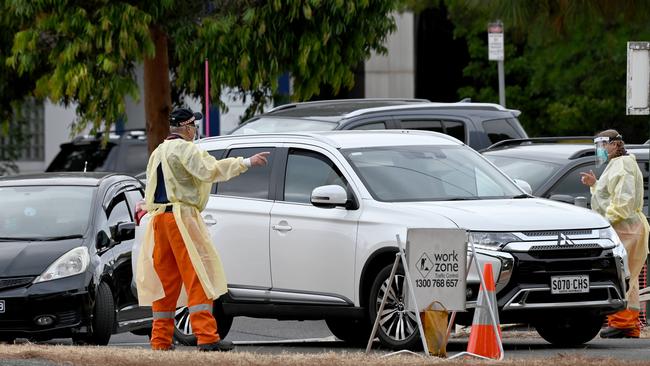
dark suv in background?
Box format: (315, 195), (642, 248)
(229, 99), (528, 150)
(46, 130), (148, 175)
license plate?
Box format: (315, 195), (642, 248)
(551, 275), (589, 294)
(0, 300), (4, 313)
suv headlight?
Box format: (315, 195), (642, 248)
(34, 247), (90, 283)
(469, 232), (519, 249)
(599, 227), (630, 279)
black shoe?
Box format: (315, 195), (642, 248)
(599, 326), (638, 339)
(198, 340), (234, 352)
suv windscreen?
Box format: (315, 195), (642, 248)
(47, 142), (116, 172)
(343, 145), (522, 202)
(230, 117), (338, 134)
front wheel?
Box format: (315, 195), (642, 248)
(325, 318), (371, 346)
(534, 313), (604, 346)
(368, 264), (421, 350)
(173, 300), (233, 346)
(74, 282), (115, 345)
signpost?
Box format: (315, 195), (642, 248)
(488, 21), (506, 107)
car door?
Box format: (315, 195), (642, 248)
(98, 183), (139, 321)
(204, 146), (276, 290)
(269, 146), (360, 303)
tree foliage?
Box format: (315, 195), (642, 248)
(442, 0), (650, 141)
(6, 0), (399, 150)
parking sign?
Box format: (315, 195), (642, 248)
(488, 21), (504, 61)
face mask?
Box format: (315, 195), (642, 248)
(596, 147), (608, 166)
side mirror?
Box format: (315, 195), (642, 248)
(110, 222), (136, 243)
(574, 196), (589, 208)
(513, 179), (533, 195)
(549, 194), (575, 204)
(311, 185), (350, 209)
(96, 231), (111, 250)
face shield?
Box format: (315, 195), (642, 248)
(594, 136), (609, 167)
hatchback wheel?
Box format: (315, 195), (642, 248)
(73, 282), (115, 345)
(173, 300), (233, 346)
(368, 264), (420, 350)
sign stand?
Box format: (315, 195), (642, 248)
(365, 234), (429, 357)
(365, 232), (504, 361)
(447, 233), (504, 361)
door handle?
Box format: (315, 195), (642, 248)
(203, 215), (217, 226)
(272, 224), (292, 232)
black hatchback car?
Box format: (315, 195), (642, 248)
(228, 98), (528, 150)
(0, 173), (151, 344)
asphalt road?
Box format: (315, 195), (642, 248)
(103, 318), (650, 360)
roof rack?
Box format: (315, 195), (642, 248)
(266, 98), (430, 113)
(483, 136), (593, 151)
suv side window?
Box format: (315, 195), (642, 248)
(283, 149), (348, 204)
(443, 120), (466, 142)
(215, 147), (275, 199)
(400, 120), (444, 133)
(547, 163), (595, 203)
(483, 118), (520, 144)
(350, 122), (387, 130)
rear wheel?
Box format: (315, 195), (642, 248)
(368, 264), (421, 350)
(173, 300), (233, 346)
(534, 313), (604, 346)
(325, 318), (371, 346)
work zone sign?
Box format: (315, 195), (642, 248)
(406, 228), (467, 311)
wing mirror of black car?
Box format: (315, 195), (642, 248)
(110, 221), (136, 243)
(311, 185), (358, 209)
(96, 231), (111, 251)
(549, 194), (575, 205)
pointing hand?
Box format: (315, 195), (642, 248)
(250, 152), (270, 167)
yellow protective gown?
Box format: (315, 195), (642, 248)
(591, 154), (650, 311)
(136, 138), (248, 307)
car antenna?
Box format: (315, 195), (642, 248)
(83, 161), (88, 173)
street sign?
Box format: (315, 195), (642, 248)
(488, 21), (504, 61)
(406, 228), (467, 311)
(626, 41), (650, 115)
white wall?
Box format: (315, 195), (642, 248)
(365, 12), (415, 98)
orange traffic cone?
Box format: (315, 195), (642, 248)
(466, 262), (502, 359)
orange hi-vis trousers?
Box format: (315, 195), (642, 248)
(150, 212), (220, 350)
(608, 309), (641, 337)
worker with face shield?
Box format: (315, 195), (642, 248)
(136, 107), (270, 351)
(580, 129), (649, 338)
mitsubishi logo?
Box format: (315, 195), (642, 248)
(557, 233), (575, 246)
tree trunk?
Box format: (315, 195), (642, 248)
(144, 25), (172, 155)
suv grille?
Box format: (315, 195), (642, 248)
(528, 244), (603, 259)
(0, 276), (35, 291)
(521, 230), (593, 237)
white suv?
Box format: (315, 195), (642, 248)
(134, 130), (628, 349)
